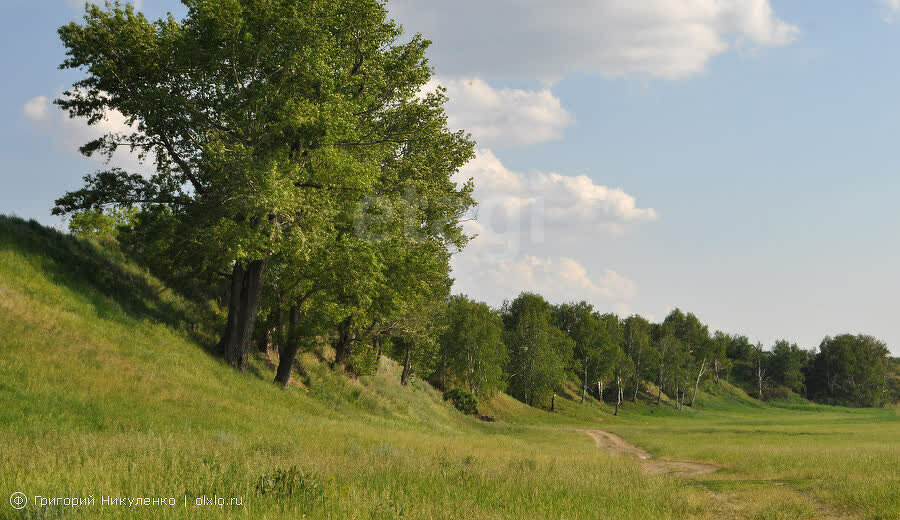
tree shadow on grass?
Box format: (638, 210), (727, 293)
(0, 215), (221, 355)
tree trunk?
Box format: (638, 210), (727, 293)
(333, 315), (353, 368)
(757, 361), (764, 399)
(273, 305), (285, 353)
(614, 375), (622, 415)
(551, 392), (556, 412)
(674, 376), (680, 409)
(614, 381), (620, 416)
(599, 380), (605, 403)
(219, 259), (268, 370)
(657, 365), (666, 405)
(400, 344), (412, 386)
(374, 337), (383, 373)
(632, 377), (639, 402)
(714, 359), (720, 384)
(690, 358), (706, 407)
(581, 364), (588, 404)
(274, 303), (302, 387)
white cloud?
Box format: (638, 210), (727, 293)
(452, 249), (637, 309)
(428, 78), (574, 147)
(23, 96), (50, 121)
(390, 0), (797, 81)
(457, 149), (657, 244)
(23, 94), (152, 175)
(881, 0), (900, 22)
(450, 149), (653, 310)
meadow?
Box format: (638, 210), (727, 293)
(0, 216), (897, 520)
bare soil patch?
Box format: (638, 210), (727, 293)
(585, 429), (719, 477)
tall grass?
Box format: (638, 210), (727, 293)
(604, 389), (899, 519)
(0, 215), (895, 519)
(0, 216), (706, 519)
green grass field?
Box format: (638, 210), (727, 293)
(1, 216), (897, 520)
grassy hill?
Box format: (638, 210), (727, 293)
(1, 215), (897, 520)
(0, 216), (700, 519)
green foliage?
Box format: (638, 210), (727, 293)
(553, 302), (606, 397)
(623, 315), (652, 394)
(347, 343), (381, 377)
(53, 0), (476, 372)
(443, 388), (479, 415)
(808, 334), (890, 407)
(437, 295), (507, 396)
(68, 206), (137, 241)
(768, 340), (808, 395)
(503, 293), (573, 408)
(764, 385), (793, 401)
(724, 333), (754, 362)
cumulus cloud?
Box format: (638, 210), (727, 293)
(23, 96), (50, 121)
(450, 149), (653, 310)
(390, 0), (798, 81)
(453, 253), (637, 305)
(457, 149), (657, 245)
(23, 94), (152, 175)
(427, 78), (574, 147)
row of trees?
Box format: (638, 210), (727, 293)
(55, 1), (894, 410)
(430, 293), (895, 410)
(758, 335), (893, 407)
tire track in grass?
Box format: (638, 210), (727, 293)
(583, 429), (856, 519)
(584, 429), (718, 477)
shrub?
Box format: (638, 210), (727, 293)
(443, 388), (478, 415)
(254, 466), (322, 500)
(765, 385), (792, 401)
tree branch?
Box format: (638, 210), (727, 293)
(159, 133), (205, 195)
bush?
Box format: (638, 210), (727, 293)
(765, 385), (792, 401)
(254, 466), (322, 500)
(443, 388), (478, 415)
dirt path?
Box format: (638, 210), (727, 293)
(584, 430), (853, 518)
(584, 429), (719, 477)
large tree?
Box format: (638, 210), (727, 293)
(54, 0), (474, 370)
(503, 293), (573, 408)
(554, 302), (606, 404)
(439, 295), (507, 396)
(663, 309), (710, 406)
(809, 334), (889, 407)
(623, 314), (652, 402)
(769, 339), (807, 395)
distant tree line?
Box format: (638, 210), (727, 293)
(434, 294), (895, 409)
(53, 0), (895, 411)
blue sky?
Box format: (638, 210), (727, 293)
(2, 1), (899, 353)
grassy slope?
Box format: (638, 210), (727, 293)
(0, 217), (703, 519)
(0, 216), (897, 520)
